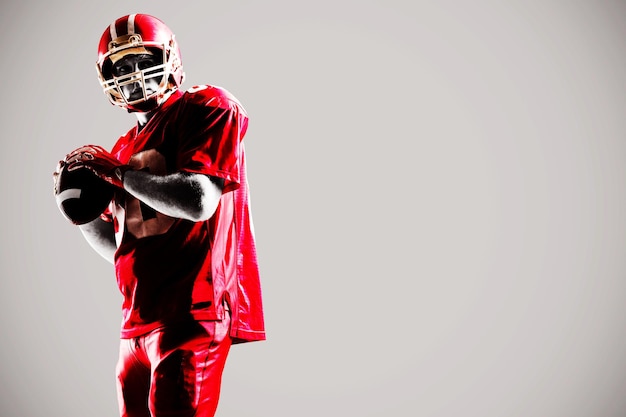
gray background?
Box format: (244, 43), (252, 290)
(1, 0), (625, 416)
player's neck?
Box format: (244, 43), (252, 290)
(135, 112), (152, 131)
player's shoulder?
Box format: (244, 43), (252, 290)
(181, 84), (244, 111)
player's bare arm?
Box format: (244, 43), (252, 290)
(62, 144), (224, 222)
(123, 170), (224, 222)
(78, 217), (116, 263)
(62, 156), (223, 262)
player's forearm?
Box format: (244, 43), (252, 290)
(122, 170), (223, 222)
(78, 217), (116, 264)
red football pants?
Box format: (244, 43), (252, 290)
(115, 315), (232, 417)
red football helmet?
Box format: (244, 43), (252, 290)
(96, 14), (185, 112)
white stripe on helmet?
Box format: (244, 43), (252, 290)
(128, 14), (137, 34)
(109, 20), (117, 39)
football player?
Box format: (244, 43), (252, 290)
(54, 13), (265, 417)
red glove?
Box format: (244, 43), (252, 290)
(65, 145), (131, 188)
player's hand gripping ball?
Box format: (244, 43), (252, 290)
(53, 148), (118, 225)
(64, 145), (131, 188)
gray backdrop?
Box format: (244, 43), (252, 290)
(1, 0), (625, 416)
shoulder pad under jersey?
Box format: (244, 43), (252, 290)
(183, 84), (244, 111)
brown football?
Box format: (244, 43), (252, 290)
(55, 164), (115, 225)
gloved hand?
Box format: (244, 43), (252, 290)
(65, 145), (132, 188)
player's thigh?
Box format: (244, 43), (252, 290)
(195, 317), (233, 415)
(149, 318), (232, 417)
(116, 338), (151, 417)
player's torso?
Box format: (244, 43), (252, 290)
(110, 86), (237, 242)
(111, 94), (183, 243)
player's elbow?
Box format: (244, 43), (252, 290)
(188, 199), (218, 222)
(187, 175), (222, 221)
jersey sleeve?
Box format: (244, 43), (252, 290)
(175, 87), (249, 193)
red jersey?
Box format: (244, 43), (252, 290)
(106, 85), (265, 343)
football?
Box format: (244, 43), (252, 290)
(54, 164), (115, 225)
